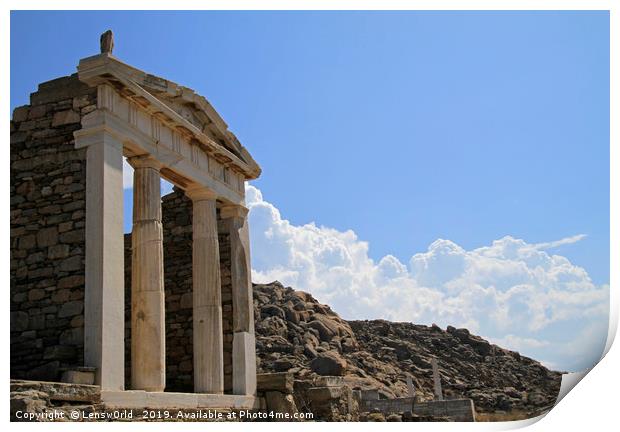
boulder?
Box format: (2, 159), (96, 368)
(310, 351), (347, 376)
(265, 391), (298, 418)
(10, 390), (48, 420)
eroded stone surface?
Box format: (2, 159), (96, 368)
(252, 281), (561, 416)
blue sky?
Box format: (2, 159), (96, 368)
(10, 11), (609, 371)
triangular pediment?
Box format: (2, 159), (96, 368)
(77, 53), (261, 180)
(140, 74), (244, 158)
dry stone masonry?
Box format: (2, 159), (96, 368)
(11, 31), (262, 411)
(11, 75), (95, 381)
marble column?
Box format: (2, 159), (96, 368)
(129, 155), (165, 392)
(187, 187), (224, 394)
(74, 128), (125, 391)
(221, 205), (257, 396)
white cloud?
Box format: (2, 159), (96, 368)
(246, 184), (609, 372)
(488, 335), (550, 351)
(533, 234), (588, 250)
(123, 158), (133, 189)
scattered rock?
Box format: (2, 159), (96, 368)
(253, 281), (562, 416)
(311, 352), (347, 376)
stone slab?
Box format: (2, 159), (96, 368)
(256, 372), (294, 394)
(101, 391), (260, 410)
(61, 370), (96, 385)
(314, 376), (344, 387)
(361, 396), (414, 415)
(10, 380), (100, 403)
(232, 331), (257, 395)
(413, 399), (476, 422)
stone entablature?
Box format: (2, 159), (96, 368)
(75, 52), (259, 205)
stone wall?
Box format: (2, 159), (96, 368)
(359, 395), (476, 422)
(413, 399), (476, 421)
(359, 396), (415, 415)
(217, 218), (234, 394)
(10, 74), (96, 381)
(123, 188), (235, 392)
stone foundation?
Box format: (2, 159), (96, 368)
(9, 380), (259, 422)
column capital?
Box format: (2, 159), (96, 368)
(220, 204), (249, 220)
(185, 186), (218, 202)
(127, 154), (163, 171)
(73, 123), (123, 151)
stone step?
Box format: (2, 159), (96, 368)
(10, 379), (101, 403)
(256, 372), (294, 393)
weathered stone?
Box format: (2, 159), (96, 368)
(304, 343), (318, 359)
(61, 370), (95, 385)
(26, 251), (45, 265)
(306, 386), (343, 403)
(59, 255), (82, 272)
(265, 391), (298, 418)
(70, 315), (84, 328)
(29, 314), (45, 330)
(28, 289), (46, 302)
(59, 327), (83, 345)
(11, 311), (30, 332)
(20, 120), (38, 131)
(51, 110), (80, 127)
(58, 229), (83, 243)
(73, 95), (91, 109)
(44, 345), (76, 360)
(314, 376), (345, 387)
(28, 361), (61, 381)
(179, 360), (193, 373)
(58, 300), (82, 318)
(10, 380), (100, 403)
(58, 221), (73, 233)
(179, 292), (192, 309)
(57, 275), (84, 289)
(310, 351), (347, 376)
(261, 304), (285, 320)
(367, 412), (386, 422)
(10, 390), (48, 420)
(272, 358), (294, 372)
(257, 372), (294, 393)
(48, 244), (69, 259)
(307, 319), (336, 341)
(36, 227), (58, 247)
(28, 104), (47, 119)
(51, 288), (71, 303)
(12, 106), (30, 122)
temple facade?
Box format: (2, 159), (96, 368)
(10, 32), (262, 409)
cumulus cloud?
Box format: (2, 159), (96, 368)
(246, 184), (609, 372)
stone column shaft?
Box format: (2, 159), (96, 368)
(75, 129), (125, 391)
(221, 205), (257, 396)
(188, 187), (224, 394)
(130, 156), (165, 392)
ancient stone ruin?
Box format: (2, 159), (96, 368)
(10, 31), (562, 423)
(10, 31), (263, 410)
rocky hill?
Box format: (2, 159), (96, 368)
(253, 281), (561, 417)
